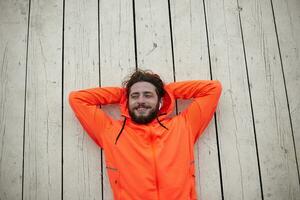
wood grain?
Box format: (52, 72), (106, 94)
(23, 0), (63, 199)
(63, 0), (102, 199)
(0, 0), (299, 199)
(0, 0), (28, 199)
(169, 0), (222, 199)
(204, 0), (262, 199)
(99, 0), (135, 198)
(135, 0), (174, 77)
(239, 0), (300, 198)
(272, 0), (300, 178)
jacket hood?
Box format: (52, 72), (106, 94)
(119, 85), (175, 122)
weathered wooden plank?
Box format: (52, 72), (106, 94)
(23, 0), (62, 199)
(204, 0), (262, 199)
(99, 0), (135, 198)
(135, 0), (173, 78)
(272, 0), (300, 177)
(239, 0), (300, 198)
(169, 0), (222, 199)
(63, 0), (102, 199)
(0, 1), (28, 199)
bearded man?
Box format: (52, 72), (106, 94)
(69, 69), (222, 200)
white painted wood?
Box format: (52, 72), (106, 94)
(63, 0), (102, 199)
(99, 0), (135, 198)
(1, 0), (299, 199)
(204, 0), (262, 199)
(272, 0), (300, 176)
(169, 0), (222, 199)
(135, 0), (173, 78)
(239, 0), (300, 198)
(23, 0), (62, 199)
(0, 1), (28, 199)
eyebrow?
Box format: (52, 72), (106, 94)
(130, 91), (154, 95)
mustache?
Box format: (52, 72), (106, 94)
(134, 104), (151, 109)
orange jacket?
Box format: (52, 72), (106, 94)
(69, 80), (222, 200)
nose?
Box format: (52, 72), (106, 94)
(136, 96), (146, 104)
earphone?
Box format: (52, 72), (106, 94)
(159, 101), (162, 110)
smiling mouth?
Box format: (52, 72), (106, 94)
(135, 106), (151, 112)
(136, 107), (148, 111)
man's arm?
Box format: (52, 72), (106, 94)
(165, 80), (222, 142)
(68, 87), (123, 147)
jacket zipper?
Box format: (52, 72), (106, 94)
(151, 136), (160, 200)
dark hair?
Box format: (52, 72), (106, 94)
(122, 69), (165, 99)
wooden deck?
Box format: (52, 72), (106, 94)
(0, 0), (299, 199)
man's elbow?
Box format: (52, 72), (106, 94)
(213, 80), (223, 96)
(68, 91), (79, 108)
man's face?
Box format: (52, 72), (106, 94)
(128, 81), (160, 124)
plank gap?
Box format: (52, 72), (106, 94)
(96, 0), (104, 199)
(236, 0), (264, 198)
(166, 0), (179, 115)
(167, 0), (176, 83)
(61, 0), (66, 200)
(269, 0), (300, 185)
(202, 0), (224, 199)
(132, 0), (138, 69)
(22, 0), (32, 199)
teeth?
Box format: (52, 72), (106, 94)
(137, 107), (147, 111)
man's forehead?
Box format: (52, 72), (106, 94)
(130, 82), (156, 94)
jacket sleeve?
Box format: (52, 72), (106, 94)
(166, 80), (222, 142)
(68, 87), (123, 148)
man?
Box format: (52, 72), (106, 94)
(69, 69), (222, 200)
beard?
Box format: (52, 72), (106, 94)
(129, 102), (160, 124)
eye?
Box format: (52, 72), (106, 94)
(130, 94), (139, 99)
(144, 93), (153, 98)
